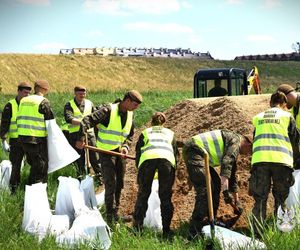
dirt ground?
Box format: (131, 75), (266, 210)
(119, 94), (272, 230)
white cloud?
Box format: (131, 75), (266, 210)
(33, 42), (66, 53)
(15, 0), (50, 5)
(124, 22), (193, 33)
(83, 0), (186, 15)
(224, 0), (243, 5)
(262, 0), (281, 9)
(246, 35), (275, 42)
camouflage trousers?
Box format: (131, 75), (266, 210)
(9, 142), (25, 192)
(249, 163), (294, 233)
(133, 159), (175, 232)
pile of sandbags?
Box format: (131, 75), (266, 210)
(22, 176), (111, 249)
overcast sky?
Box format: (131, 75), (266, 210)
(0, 0), (299, 60)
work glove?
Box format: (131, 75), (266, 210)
(222, 189), (234, 204)
(2, 140), (10, 153)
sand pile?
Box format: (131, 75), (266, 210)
(120, 96), (272, 229)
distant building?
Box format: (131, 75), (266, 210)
(59, 47), (214, 59)
(234, 52), (300, 61)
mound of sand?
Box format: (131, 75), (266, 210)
(120, 95), (271, 229)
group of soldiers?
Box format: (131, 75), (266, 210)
(1, 80), (300, 241)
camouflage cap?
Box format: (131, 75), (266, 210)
(18, 81), (32, 89)
(151, 112), (166, 125)
(34, 79), (49, 90)
(124, 90), (143, 104)
(277, 84), (295, 95)
(74, 85), (86, 92)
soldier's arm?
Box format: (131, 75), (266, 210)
(78, 105), (111, 141)
(220, 131), (240, 179)
(64, 101), (75, 124)
(122, 122), (135, 152)
(288, 116), (300, 168)
(0, 102), (12, 140)
(135, 133), (144, 168)
(39, 99), (54, 120)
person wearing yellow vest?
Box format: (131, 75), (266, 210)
(76, 90), (142, 224)
(182, 129), (252, 240)
(133, 112), (179, 239)
(0, 82), (32, 193)
(249, 91), (300, 236)
(64, 85), (101, 178)
(17, 80), (54, 185)
(276, 84), (300, 166)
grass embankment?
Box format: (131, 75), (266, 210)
(0, 54), (300, 94)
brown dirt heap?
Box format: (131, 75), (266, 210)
(120, 96), (272, 229)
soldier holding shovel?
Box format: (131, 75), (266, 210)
(182, 130), (252, 240)
(76, 90), (142, 224)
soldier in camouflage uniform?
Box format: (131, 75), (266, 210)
(76, 90), (142, 224)
(249, 91), (300, 235)
(182, 129), (252, 239)
(1, 82), (32, 193)
(133, 112), (179, 238)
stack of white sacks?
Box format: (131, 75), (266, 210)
(22, 176), (111, 249)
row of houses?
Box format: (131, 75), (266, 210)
(59, 47), (214, 59)
(234, 52), (300, 61)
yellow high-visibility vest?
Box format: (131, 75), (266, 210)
(138, 126), (176, 167)
(193, 130), (224, 167)
(68, 99), (93, 133)
(8, 99), (18, 139)
(96, 103), (133, 151)
(252, 107), (293, 167)
(291, 106), (300, 130)
(17, 95), (47, 137)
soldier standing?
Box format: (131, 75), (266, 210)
(17, 80), (54, 185)
(249, 91), (300, 235)
(64, 85), (101, 179)
(0, 82), (32, 193)
(76, 90), (142, 223)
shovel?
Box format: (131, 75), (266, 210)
(204, 150), (215, 239)
(85, 134), (95, 176)
(84, 145), (136, 160)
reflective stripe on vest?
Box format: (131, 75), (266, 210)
(17, 95), (47, 137)
(69, 99), (93, 133)
(8, 99), (18, 139)
(192, 130), (224, 166)
(138, 126), (176, 167)
(251, 107), (293, 167)
(96, 103), (133, 150)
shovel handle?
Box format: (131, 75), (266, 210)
(204, 150), (215, 238)
(84, 145), (136, 160)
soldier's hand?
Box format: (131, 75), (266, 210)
(223, 190), (234, 204)
(120, 147), (128, 158)
(75, 140), (85, 149)
(2, 140), (10, 153)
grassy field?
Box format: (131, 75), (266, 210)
(1, 55), (300, 249)
(0, 54), (300, 94)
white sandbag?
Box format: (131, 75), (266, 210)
(56, 208), (111, 250)
(48, 214), (70, 236)
(80, 175), (98, 209)
(22, 183), (52, 240)
(0, 160), (12, 189)
(96, 190), (105, 207)
(202, 225), (265, 249)
(143, 179), (162, 231)
(46, 119), (80, 173)
(286, 170), (300, 208)
(55, 176), (86, 223)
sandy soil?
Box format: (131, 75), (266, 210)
(119, 94), (273, 230)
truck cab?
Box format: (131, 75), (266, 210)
(193, 68), (248, 98)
